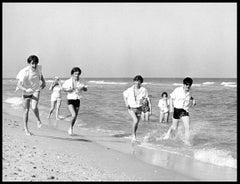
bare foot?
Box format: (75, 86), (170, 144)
(25, 130), (32, 136)
(131, 136), (137, 143)
(37, 121), (42, 128)
(68, 128), (73, 135)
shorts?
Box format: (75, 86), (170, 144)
(173, 108), (189, 119)
(67, 99), (80, 108)
(129, 107), (142, 117)
(23, 94), (33, 99)
(51, 96), (62, 102)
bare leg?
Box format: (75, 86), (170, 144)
(159, 112), (164, 123)
(164, 112), (169, 123)
(67, 104), (79, 135)
(145, 112), (150, 121)
(31, 91), (42, 128)
(163, 118), (179, 139)
(48, 100), (56, 119)
(23, 98), (32, 135)
(55, 100), (62, 120)
(128, 109), (141, 141)
(181, 116), (191, 145)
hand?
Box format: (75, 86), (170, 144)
(25, 88), (34, 93)
(81, 86), (88, 91)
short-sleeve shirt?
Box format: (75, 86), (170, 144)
(62, 77), (85, 100)
(16, 65), (42, 95)
(123, 85), (148, 108)
(170, 86), (192, 111)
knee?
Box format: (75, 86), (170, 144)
(24, 109), (30, 114)
(32, 106), (38, 112)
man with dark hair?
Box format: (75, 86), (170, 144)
(163, 77), (196, 146)
(62, 67), (87, 135)
(16, 55), (46, 135)
(123, 75), (149, 142)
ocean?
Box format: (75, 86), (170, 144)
(3, 77), (237, 177)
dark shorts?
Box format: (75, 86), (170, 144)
(23, 94), (33, 99)
(67, 99), (80, 108)
(130, 107), (143, 117)
(173, 108), (189, 119)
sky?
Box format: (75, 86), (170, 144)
(3, 3), (237, 78)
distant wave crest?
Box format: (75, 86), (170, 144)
(88, 80), (128, 85)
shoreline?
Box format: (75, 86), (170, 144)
(3, 102), (237, 181)
(3, 103), (194, 181)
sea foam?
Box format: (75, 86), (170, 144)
(194, 148), (237, 168)
(4, 97), (22, 106)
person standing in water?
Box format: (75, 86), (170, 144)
(123, 75), (149, 142)
(158, 92), (170, 123)
(47, 76), (63, 120)
(62, 67), (87, 135)
(163, 77), (196, 146)
(16, 55), (46, 136)
(141, 96), (152, 122)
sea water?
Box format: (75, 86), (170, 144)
(3, 78), (237, 172)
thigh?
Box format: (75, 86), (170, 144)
(51, 100), (57, 108)
(128, 109), (138, 122)
(23, 98), (31, 110)
(31, 91), (40, 109)
(56, 99), (62, 108)
(171, 118), (179, 129)
(181, 116), (190, 129)
(68, 104), (76, 117)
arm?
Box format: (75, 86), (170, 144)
(123, 93), (130, 109)
(169, 97), (174, 112)
(191, 97), (196, 106)
(17, 80), (33, 93)
(40, 75), (46, 89)
(148, 98), (152, 114)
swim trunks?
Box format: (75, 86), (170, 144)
(23, 94), (33, 99)
(129, 107), (142, 117)
(173, 108), (189, 119)
(67, 99), (80, 108)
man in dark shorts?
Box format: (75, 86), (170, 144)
(163, 77), (196, 146)
(62, 67), (87, 135)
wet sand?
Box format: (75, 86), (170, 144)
(3, 103), (194, 181)
(3, 102), (236, 181)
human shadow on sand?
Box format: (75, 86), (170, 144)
(112, 133), (132, 138)
(35, 134), (92, 142)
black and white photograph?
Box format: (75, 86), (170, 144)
(3, 2), (237, 181)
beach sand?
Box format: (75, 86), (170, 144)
(3, 102), (236, 181)
(3, 102), (196, 181)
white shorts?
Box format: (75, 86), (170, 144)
(51, 96), (62, 102)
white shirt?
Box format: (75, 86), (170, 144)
(16, 65), (42, 95)
(170, 86), (192, 111)
(62, 77), (85, 100)
(158, 98), (170, 113)
(123, 85), (148, 108)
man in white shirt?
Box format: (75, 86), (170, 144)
(16, 55), (46, 136)
(62, 67), (87, 135)
(163, 77), (196, 146)
(123, 75), (149, 142)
